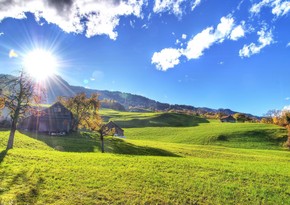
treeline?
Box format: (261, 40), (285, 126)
(261, 109), (290, 148)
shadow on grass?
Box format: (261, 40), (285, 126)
(23, 131), (180, 157)
(114, 113), (209, 128)
(22, 131), (98, 152)
(101, 137), (180, 157)
(2, 169), (44, 204)
(0, 149), (7, 163)
(214, 129), (288, 149)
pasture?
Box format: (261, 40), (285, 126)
(0, 110), (289, 204)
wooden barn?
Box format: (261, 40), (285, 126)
(101, 121), (124, 137)
(19, 102), (74, 134)
(220, 115), (236, 123)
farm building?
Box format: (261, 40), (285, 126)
(220, 115), (236, 123)
(19, 102), (74, 134)
(101, 121), (124, 137)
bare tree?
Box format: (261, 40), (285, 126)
(0, 70), (42, 150)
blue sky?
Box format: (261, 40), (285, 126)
(0, 0), (290, 116)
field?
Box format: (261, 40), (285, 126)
(0, 109), (290, 204)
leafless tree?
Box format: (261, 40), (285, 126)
(0, 70), (43, 150)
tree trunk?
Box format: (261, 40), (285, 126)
(286, 127), (290, 148)
(100, 133), (104, 153)
(6, 120), (16, 150)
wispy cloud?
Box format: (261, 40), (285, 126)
(153, 0), (202, 17)
(285, 97), (290, 100)
(9, 49), (18, 58)
(287, 42), (290, 47)
(250, 0), (290, 16)
(191, 0), (202, 11)
(239, 27), (274, 58)
(0, 32), (4, 36)
(0, 0), (144, 40)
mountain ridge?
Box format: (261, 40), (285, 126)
(0, 74), (259, 118)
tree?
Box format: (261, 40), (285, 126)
(0, 70), (42, 150)
(233, 113), (248, 122)
(59, 93), (104, 151)
(282, 111), (290, 148)
(58, 93), (102, 132)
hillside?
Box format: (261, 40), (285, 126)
(0, 74), (255, 117)
(0, 123), (290, 204)
(100, 109), (287, 150)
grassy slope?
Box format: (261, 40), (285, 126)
(0, 110), (290, 204)
(101, 109), (288, 150)
(1, 144), (290, 204)
(125, 123), (287, 150)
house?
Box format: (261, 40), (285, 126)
(101, 121), (124, 137)
(19, 102), (74, 134)
(220, 115), (236, 123)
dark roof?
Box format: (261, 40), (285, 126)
(102, 121), (123, 131)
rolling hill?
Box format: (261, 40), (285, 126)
(0, 110), (289, 204)
(0, 73), (259, 118)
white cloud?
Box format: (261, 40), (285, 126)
(153, 0), (186, 16)
(285, 97), (290, 100)
(230, 24), (245, 40)
(272, 0), (290, 16)
(183, 27), (215, 59)
(182, 34), (187, 39)
(183, 16), (235, 60)
(287, 42), (290, 47)
(0, 32), (3, 36)
(250, 0), (290, 17)
(250, 0), (270, 14)
(151, 48), (182, 71)
(239, 27), (274, 58)
(152, 16), (237, 70)
(0, 0), (144, 40)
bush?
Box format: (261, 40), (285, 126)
(217, 135), (228, 141)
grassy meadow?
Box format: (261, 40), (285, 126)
(0, 109), (290, 204)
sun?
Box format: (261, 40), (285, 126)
(23, 49), (58, 81)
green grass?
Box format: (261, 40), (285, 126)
(125, 122), (288, 150)
(0, 110), (290, 204)
(0, 144), (289, 204)
(100, 109), (209, 127)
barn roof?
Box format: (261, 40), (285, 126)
(102, 121), (123, 131)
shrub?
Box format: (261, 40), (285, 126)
(217, 135), (228, 141)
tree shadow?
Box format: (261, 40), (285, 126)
(0, 149), (7, 164)
(100, 137), (180, 157)
(114, 113), (209, 128)
(22, 131), (98, 152)
(1, 169), (44, 204)
(22, 131), (180, 157)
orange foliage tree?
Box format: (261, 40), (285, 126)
(58, 92), (102, 132)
